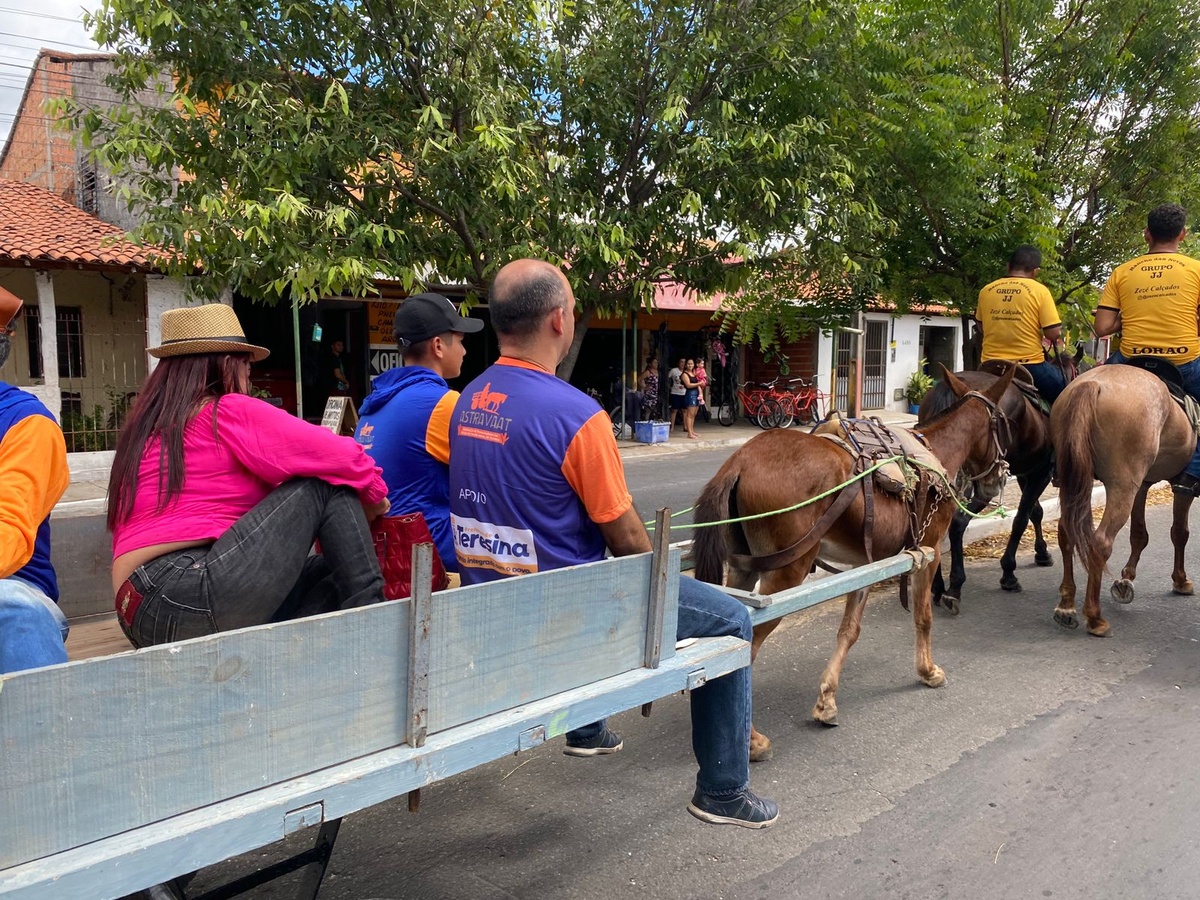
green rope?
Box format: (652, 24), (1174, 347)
(644, 454), (1010, 532)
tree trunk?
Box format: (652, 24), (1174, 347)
(556, 306), (594, 382)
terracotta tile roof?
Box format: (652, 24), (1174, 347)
(0, 179), (159, 271)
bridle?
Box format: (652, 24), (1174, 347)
(954, 389), (1012, 487)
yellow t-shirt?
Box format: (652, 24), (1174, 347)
(1099, 252), (1200, 364)
(975, 277), (1060, 365)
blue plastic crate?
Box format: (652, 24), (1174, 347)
(634, 421), (669, 444)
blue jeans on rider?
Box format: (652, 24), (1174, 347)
(0, 575), (69, 674)
(1024, 361), (1068, 405)
(567, 575), (752, 796)
(1109, 350), (1200, 478)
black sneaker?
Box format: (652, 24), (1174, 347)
(687, 787), (779, 829)
(1171, 473), (1200, 497)
(563, 726), (623, 757)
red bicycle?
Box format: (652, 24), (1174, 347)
(784, 376), (828, 425)
(718, 380), (788, 428)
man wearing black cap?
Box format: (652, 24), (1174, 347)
(0, 287), (71, 673)
(354, 293), (484, 577)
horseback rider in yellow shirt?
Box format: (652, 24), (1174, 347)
(1094, 202), (1200, 496)
(974, 245), (1067, 403)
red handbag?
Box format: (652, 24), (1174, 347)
(372, 512), (450, 600)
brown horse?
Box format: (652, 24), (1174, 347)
(693, 365), (1015, 761)
(1051, 364), (1196, 637)
(917, 366), (1054, 612)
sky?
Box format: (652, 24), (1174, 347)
(0, 0), (103, 147)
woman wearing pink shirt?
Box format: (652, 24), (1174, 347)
(108, 304), (389, 648)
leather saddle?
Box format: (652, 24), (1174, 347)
(811, 413), (948, 501)
(978, 359), (1048, 415)
(1124, 355), (1200, 434)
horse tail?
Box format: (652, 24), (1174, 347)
(1054, 381), (1105, 573)
(693, 467), (741, 585)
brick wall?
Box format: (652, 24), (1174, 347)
(745, 333), (819, 384)
(0, 56), (76, 201)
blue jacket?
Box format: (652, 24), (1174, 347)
(356, 366), (459, 571)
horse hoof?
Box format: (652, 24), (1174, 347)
(921, 666), (946, 688)
(932, 593), (943, 608)
(945, 595), (960, 616)
(1000, 577), (1022, 593)
(1173, 580), (1195, 596)
(1035, 553), (1054, 568)
(1054, 607), (1079, 629)
(749, 740), (774, 763)
(1087, 620), (1111, 638)
(1111, 579), (1135, 605)
(812, 703), (838, 726)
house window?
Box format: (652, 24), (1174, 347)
(78, 162), (99, 215)
(24, 307), (86, 379)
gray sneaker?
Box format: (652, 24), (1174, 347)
(687, 787), (779, 829)
(563, 726), (624, 757)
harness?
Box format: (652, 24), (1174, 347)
(728, 391), (1009, 584)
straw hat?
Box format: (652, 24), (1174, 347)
(148, 304), (269, 362)
(0, 286), (22, 330)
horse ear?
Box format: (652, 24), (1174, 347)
(983, 361), (1017, 403)
(941, 364), (971, 397)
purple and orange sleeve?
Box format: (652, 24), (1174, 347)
(424, 391), (457, 465)
(561, 412), (633, 524)
(0, 416), (68, 577)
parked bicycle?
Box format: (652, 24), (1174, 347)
(784, 376), (828, 425)
(718, 379), (789, 429)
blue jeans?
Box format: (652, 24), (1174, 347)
(1109, 351), (1200, 478)
(1024, 361), (1068, 404)
(568, 575), (752, 796)
(117, 478), (384, 648)
(0, 576), (69, 674)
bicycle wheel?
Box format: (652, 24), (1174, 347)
(794, 395), (817, 425)
(755, 398), (784, 429)
(718, 400), (736, 426)
(607, 406), (624, 438)
(773, 395), (795, 429)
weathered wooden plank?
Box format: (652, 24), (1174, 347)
(425, 554), (669, 733)
(0, 637), (749, 900)
(746, 549), (934, 627)
(0, 552), (669, 870)
(0, 602), (411, 873)
(645, 510), (673, 669)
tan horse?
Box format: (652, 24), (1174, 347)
(1050, 365), (1196, 637)
(693, 366), (1015, 761)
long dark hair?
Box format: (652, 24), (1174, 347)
(107, 353), (252, 531)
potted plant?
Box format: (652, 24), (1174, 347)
(904, 361), (935, 414)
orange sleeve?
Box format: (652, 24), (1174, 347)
(424, 391), (457, 465)
(561, 411), (633, 524)
(0, 415), (69, 577)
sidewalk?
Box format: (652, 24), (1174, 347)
(615, 408), (919, 460)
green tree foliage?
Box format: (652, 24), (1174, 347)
(65, 0), (881, 376)
(851, 0), (1200, 357)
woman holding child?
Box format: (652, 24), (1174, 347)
(108, 304), (389, 648)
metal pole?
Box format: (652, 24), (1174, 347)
(292, 299), (304, 418)
(632, 309), (638, 423)
(851, 311), (865, 417)
(621, 310), (627, 436)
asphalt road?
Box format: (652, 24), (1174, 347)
(186, 458), (1200, 900)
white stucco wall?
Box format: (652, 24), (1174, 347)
(817, 312), (963, 413)
(145, 275), (213, 370)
